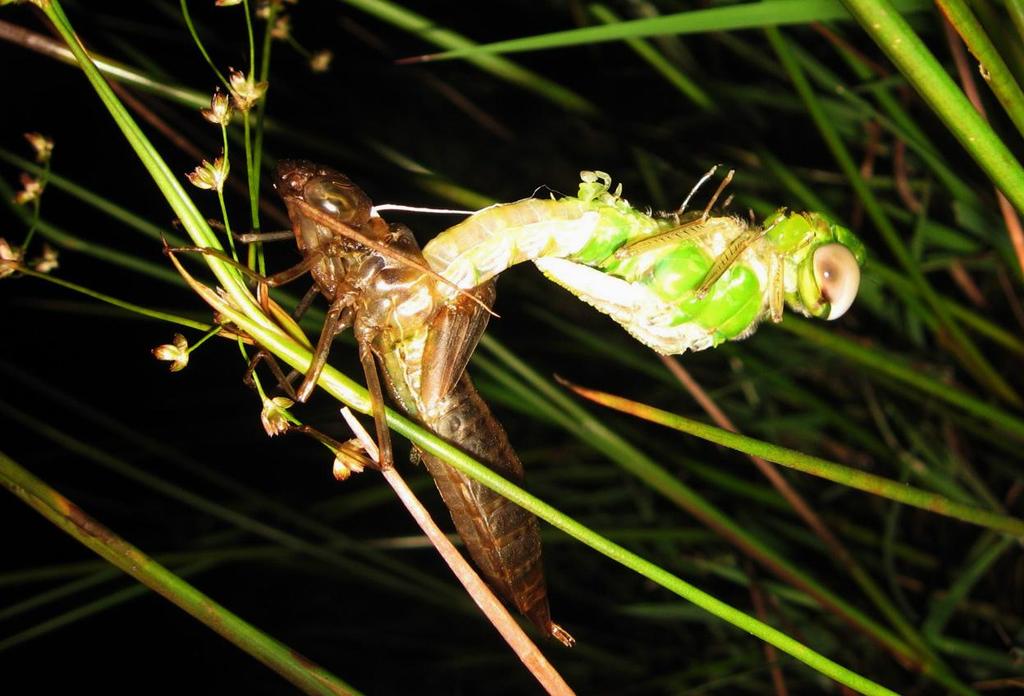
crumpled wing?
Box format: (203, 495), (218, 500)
(419, 280), (496, 410)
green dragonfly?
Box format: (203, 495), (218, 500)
(423, 169), (866, 354)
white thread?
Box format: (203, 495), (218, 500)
(373, 204), (476, 215)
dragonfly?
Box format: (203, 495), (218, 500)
(251, 160), (573, 646)
(423, 169), (866, 354)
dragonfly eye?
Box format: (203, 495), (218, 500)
(813, 243), (860, 320)
(303, 176), (372, 227)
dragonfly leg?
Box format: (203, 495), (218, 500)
(167, 241), (344, 399)
(698, 169), (735, 221)
(295, 291), (356, 403)
(234, 230), (294, 244)
(163, 242), (325, 288)
(356, 336), (395, 472)
(257, 284), (319, 389)
(293, 284), (321, 321)
(695, 227), (763, 298)
(768, 251), (785, 323)
(676, 164), (721, 218)
(243, 349), (300, 400)
(261, 252), (326, 287)
(674, 165), (736, 223)
(205, 219), (295, 244)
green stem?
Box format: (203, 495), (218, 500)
(20, 156), (51, 252)
(779, 318), (1024, 440)
(932, 634), (1024, 672)
(179, 0), (229, 90)
(837, 0), (1024, 216)
(0, 148), (184, 246)
(199, 271), (898, 694)
(936, 0), (1024, 138)
(482, 337), (967, 681)
(791, 41), (983, 214)
(0, 567), (120, 623)
(336, 0), (597, 115)
(767, 26), (1022, 407)
(188, 325), (222, 352)
(242, 0), (256, 76)
(0, 18), (207, 109)
(243, 109), (258, 231)
(565, 383), (1024, 539)
(9, 267), (213, 331)
(251, 0), (277, 238)
(42, 0), (275, 338)
(588, 3), (714, 112)
(0, 566), (206, 653)
(922, 533), (1015, 636)
(475, 339), (935, 676)
(0, 176), (185, 287)
(1010, 0), (1024, 47)
(0, 451), (361, 696)
(0, 398), (461, 611)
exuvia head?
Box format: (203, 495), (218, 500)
(274, 160), (373, 227)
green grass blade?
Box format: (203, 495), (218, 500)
(768, 26), (1022, 406)
(937, 0), (1024, 138)
(561, 382), (1024, 538)
(838, 0), (1024, 215)
(42, 0), (263, 328)
(414, 0), (932, 60)
(0, 451), (362, 696)
(337, 0), (596, 114)
(779, 319), (1024, 440)
(588, 3), (714, 111)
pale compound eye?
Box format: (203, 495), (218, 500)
(813, 243), (860, 320)
(303, 176), (372, 227)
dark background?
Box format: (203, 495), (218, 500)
(2, 1), (1022, 694)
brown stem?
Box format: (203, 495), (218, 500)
(942, 18), (1024, 278)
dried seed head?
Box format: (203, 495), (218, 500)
(309, 50), (333, 73)
(186, 154), (229, 192)
(200, 89), (233, 126)
(31, 243), (59, 273)
(23, 132), (54, 163)
(332, 455), (353, 481)
(332, 440), (369, 481)
(152, 333), (190, 372)
(228, 68), (268, 112)
(14, 173), (43, 205)
(0, 238), (23, 279)
(260, 396), (294, 437)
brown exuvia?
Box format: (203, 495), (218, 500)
(271, 160), (572, 645)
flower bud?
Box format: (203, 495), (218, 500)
(31, 243), (58, 273)
(270, 14), (290, 40)
(14, 173), (43, 205)
(23, 132), (54, 164)
(186, 154), (229, 192)
(200, 89), (233, 126)
(260, 395), (294, 437)
(228, 68), (268, 112)
(0, 238), (23, 279)
(309, 50), (333, 74)
(332, 440), (370, 481)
